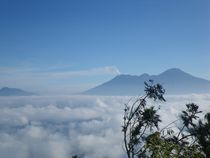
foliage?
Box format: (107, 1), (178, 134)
(122, 80), (210, 158)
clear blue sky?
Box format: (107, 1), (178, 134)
(0, 0), (209, 94)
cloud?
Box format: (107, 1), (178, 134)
(0, 94), (209, 158)
(0, 66), (120, 77)
(49, 66), (121, 78)
(0, 66), (120, 94)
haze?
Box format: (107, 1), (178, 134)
(0, 0), (209, 94)
(0, 0), (209, 158)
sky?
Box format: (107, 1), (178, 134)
(0, 0), (209, 94)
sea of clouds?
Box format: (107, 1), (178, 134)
(0, 94), (210, 158)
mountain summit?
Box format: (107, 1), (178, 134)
(83, 68), (210, 95)
(0, 87), (36, 96)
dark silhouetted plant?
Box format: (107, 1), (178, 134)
(122, 80), (210, 158)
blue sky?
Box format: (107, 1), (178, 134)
(0, 0), (209, 94)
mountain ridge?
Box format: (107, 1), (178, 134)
(0, 87), (37, 96)
(83, 68), (210, 95)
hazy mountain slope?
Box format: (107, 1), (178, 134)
(0, 87), (36, 96)
(83, 68), (210, 95)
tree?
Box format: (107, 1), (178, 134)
(122, 80), (210, 158)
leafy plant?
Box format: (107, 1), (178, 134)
(122, 80), (210, 158)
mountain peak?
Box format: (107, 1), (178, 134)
(140, 73), (150, 77)
(1, 87), (9, 90)
(0, 87), (36, 96)
(83, 68), (210, 95)
(1, 87), (20, 91)
(160, 68), (186, 75)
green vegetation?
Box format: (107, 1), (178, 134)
(122, 80), (210, 158)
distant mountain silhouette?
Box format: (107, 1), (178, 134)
(0, 87), (36, 96)
(83, 68), (210, 95)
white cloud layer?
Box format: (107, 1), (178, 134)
(0, 94), (209, 158)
